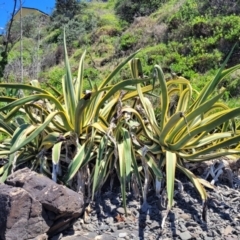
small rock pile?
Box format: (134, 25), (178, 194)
(51, 180), (240, 240)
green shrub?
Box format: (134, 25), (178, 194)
(94, 26), (121, 38)
(120, 33), (138, 50)
(44, 29), (62, 44)
(40, 66), (64, 92)
(98, 13), (120, 27)
(114, 0), (164, 23)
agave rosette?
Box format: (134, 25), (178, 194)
(130, 46), (240, 219)
(0, 30), (161, 213)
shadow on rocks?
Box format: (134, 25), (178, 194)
(207, 196), (233, 222)
(137, 194), (191, 240)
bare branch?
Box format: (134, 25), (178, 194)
(0, 0), (17, 79)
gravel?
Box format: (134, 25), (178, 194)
(50, 176), (240, 240)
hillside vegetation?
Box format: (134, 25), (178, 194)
(1, 0), (240, 104)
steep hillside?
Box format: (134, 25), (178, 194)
(2, 0), (240, 104)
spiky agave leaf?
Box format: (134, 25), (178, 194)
(133, 54), (240, 224)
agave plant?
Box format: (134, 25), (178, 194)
(90, 87), (164, 212)
(0, 30), (164, 213)
(0, 107), (65, 181)
(130, 46), (240, 223)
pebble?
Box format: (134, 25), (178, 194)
(179, 222), (188, 232)
(204, 237), (214, 240)
(179, 231), (193, 240)
(117, 222), (125, 230)
(117, 207), (126, 214)
(224, 236), (239, 240)
(74, 231), (84, 236)
(146, 219), (152, 224)
(235, 226), (240, 231)
(105, 217), (114, 224)
(49, 182), (240, 240)
(99, 224), (109, 231)
(207, 230), (215, 237)
(100, 234), (115, 240)
(91, 216), (98, 221)
(82, 224), (95, 232)
(224, 225), (234, 235)
(60, 236), (83, 240)
(130, 233), (137, 238)
(180, 213), (191, 220)
(73, 222), (81, 231)
(111, 226), (117, 232)
(84, 217), (91, 224)
(118, 232), (128, 238)
(186, 221), (198, 227)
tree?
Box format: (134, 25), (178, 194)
(19, 0), (23, 83)
(50, 0), (95, 47)
(0, 0), (17, 80)
(52, 0), (85, 20)
(50, 0), (87, 31)
(3, 14), (49, 81)
(114, 0), (165, 23)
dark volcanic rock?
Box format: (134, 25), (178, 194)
(0, 168), (84, 239)
(0, 184), (50, 240)
(6, 168), (84, 218)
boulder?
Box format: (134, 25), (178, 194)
(0, 184), (50, 240)
(0, 168), (84, 239)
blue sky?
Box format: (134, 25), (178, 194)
(0, 0), (55, 31)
